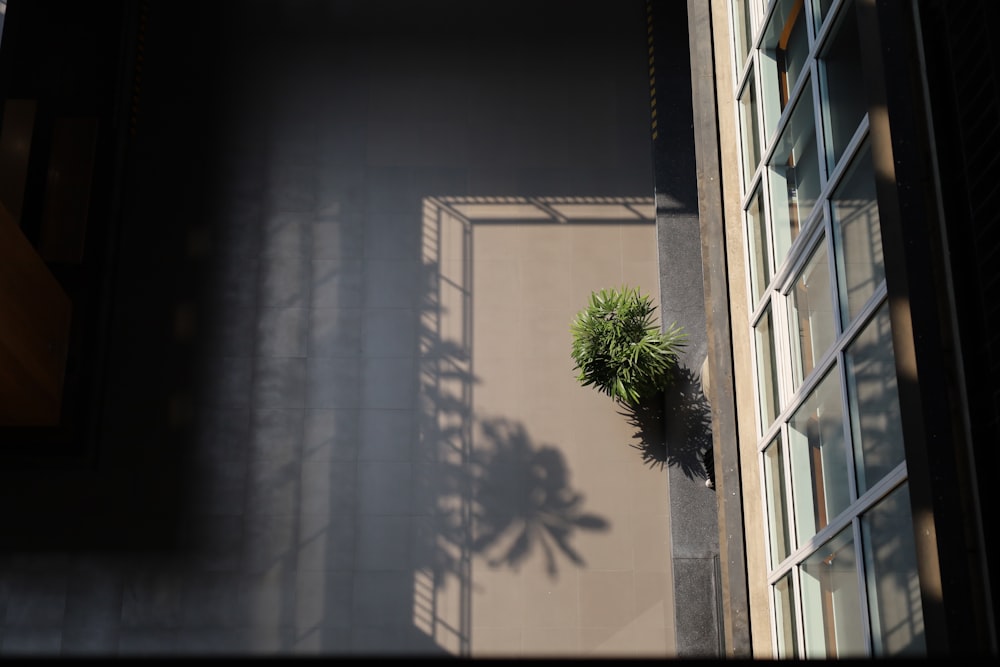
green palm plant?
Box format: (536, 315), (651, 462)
(570, 286), (686, 408)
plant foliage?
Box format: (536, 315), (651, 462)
(570, 286), (686, 407)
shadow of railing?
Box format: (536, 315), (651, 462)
(414, 197), (613, 653)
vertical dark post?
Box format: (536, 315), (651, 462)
(650, 0), (724, 657)
(682, 0), (752, 658)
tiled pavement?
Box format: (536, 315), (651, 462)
(0, 0), (676, 657)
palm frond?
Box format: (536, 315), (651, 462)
(569, 286), (686, 407)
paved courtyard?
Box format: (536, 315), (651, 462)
(0, 1), (676, 656)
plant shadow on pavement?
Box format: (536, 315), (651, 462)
(621, 365), (714, 487)
(468, 417), (610, 577)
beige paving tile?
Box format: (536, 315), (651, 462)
(579, 570), (635, 628)
(472, 307), (521, 361)
(518, 224), (573, 262)
(469, 563), (525, 629)
(571, 258), (625, 306)
(518, 406), (574, 453)
(632, 514), (670, 572)
(572, 512), (631, 571)
(569, 406), (639, 460)
(520, 306), (574, 362)
(519, 559), (580, 628)
(634, 571), (672, 628)
(571, 224), (622, 265)
(634, 626), (671, 656)
(621, 224), (659, 262)
(621, 260), (662, 301)
(571, 464), (634, 536)
(519, 362), (580, 415)
(581, 622), (669, 656)
(472, 225), (522, 261)
(522, 626), (580, 656)
(471, 365), (523, 419)
(472, 259), (521, 312)
(470, 626), (521, 657)
(519, 260), (574, 312)
(580, 624), (638, 657)
(629, 458), (671, 514)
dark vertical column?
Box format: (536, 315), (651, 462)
(917, 0), (999, 651)
(858, 0), (995, 655)
(649, 0), (722, 657)
(683, 0), (753, 658)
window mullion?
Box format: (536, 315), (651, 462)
(852, 518), (875, 655)
(769, 292), (788, 424)
(812, 0), (848, 51)
(808, 62), (829, 192)
(837, 344), (860, 506)
(792, 562), (806, 656)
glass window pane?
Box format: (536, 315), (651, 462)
(845, 303), (904, 494)
(788, 367), (849, 542)
(861, 483), (927, 656)
(732, 0), (755, 69)
(740, 70), (762, 187)
(819, 1), (866, 171)
(768, 87), (821, 268)
(800, 526), (866, 658)
(832, 145), (884, 324)
(764, 433), (793, 566)
(774, 572), (800, 658)
(812, 0), (836, 37)
(760, 0), (809, 137)
(788, 239), (836, 390)
(747, 186), (771, 303)
(755, 306), (781, 430)
(761, 0), (809, 139)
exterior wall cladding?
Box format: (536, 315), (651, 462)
(686, 0), (998, 658)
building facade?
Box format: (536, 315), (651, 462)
(687, 0), (998, 657)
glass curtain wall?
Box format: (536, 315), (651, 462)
(728, 0), (925, 657)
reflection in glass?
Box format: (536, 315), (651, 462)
(788, 239), (835, 391)
(832, 145), (883, 324)
(861, 483), (926, 656)
(764, 434), (792, 567)
(755, 306), (781, 431)
(813, 0), (835, 31)
(775, 572), (800, 658)
(819, 0), (866, 171)
(747, 187), (771, 304)
(789, 368), (849, 543)
(761, 0), (809, 139)
(800, 526), (865, 657)
(732, 0), (755, 69)
(769, 88), (821, 268)
(740, 70), (762, 188)
(845, 304), (903, 494)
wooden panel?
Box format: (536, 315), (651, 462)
(0, 201), (71, 426)
(0, 99), (37, 224)
(39, 116), (99, 263)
